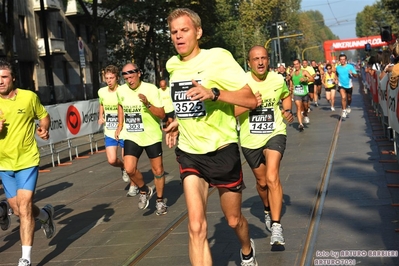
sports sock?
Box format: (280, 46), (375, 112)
(21, 245), (32, 263)
(37, 208), (49, 222)
(242, 247), (254, 260)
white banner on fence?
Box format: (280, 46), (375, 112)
(36, 99), (103, 147)
(388, 76), (399, 133)
(378, 71), (389, 118)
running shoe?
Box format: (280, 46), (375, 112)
(126, 185), (139, 197)
(298, 124), (304, 132)
(303, 116), (310, 124)
(314, 101), (318, 107)
(122, 169), (129, 182)
(331, 106), (335, 111)
(138, 186), (153, 210)
(270, 223), (285, 245)
(0, 200), (11, 231)
(240, 238), (258, 266)
(264, 212), (271, 232)
(41, 204), (56, 239)
(341, 110), (347, 118)
(346, 105), (351, 113)
(155, 199), (168, 216)
(18, 258), (31, 266)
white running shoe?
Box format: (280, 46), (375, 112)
(342, 110), (347, 118)
(138, 186), (153, 210)
(331, 106), (335, 111)
(265, 212), (271, 232)
(346, 105), (351, 113)
(270, 223), (285, 245)
(18, 258), (31, 266)
(240, 238), (258, 266)
(303, 116), (310, 124)
(122, 169), (129, 182)
(126, 185), (139, 197)
(155, 199), (168, 216)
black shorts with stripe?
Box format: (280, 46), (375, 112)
(175, 143), (244, 192)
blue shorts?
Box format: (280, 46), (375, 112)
(104, 135), (124, 148)
(0, 166), (39, 199)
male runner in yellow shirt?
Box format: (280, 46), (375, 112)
(164, 8), (259, 266)
(115, 63), (167, 215)
(237, 45), (293, 246)
(0, 60), (56, 266)
(98, 65), (139, 196)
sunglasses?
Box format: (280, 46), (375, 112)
(122, 69), (139, 75)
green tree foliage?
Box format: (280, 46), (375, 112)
(381, 0), (399, 24)
(108, 0), (218, 84)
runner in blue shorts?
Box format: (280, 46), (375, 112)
(0, 60), (56, 266)
(98, 65), (139, 197)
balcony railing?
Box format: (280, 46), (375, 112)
(65, 0), (84, 16)
(37, 38), (65, 56)
(33, 0), (61, 11)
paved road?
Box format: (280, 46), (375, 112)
(1, 80), (398, 266)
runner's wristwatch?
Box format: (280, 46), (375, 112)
(211, 87), (220, 101)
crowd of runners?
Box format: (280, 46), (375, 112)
(0, 6), (373, 266)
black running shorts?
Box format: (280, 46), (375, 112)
(124, 140), (163, 159)
(175, 143), (244, 192)
(241, 134), (287, 169)
(308, 83), (315, 93)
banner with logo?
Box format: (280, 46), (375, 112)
(36, 104), (68, 147)
(36, 99), (103, 147)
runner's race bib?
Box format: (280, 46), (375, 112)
(249, 108), (275, 134)
(171, 80), (206, 118)
(105, 113), (118, 130)
(124, 113), (144, 132)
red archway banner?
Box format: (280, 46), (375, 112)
(323, 35), (394, 62)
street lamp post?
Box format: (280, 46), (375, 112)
(274, 21), (287, 64)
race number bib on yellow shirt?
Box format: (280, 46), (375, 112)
(327, 78), (334, 85)
(124, 113), (144, 132)
(171, 80), (206, 118)
(105, 113), (118, 130)
(249, 108), (275, 134)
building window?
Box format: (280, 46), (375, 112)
(63, 61), (69, 85)
(57, 21), (64, 39)
(19, 15), (28, 39)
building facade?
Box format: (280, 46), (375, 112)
(1, 0), (107, 104)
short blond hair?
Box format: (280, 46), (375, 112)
(167, 8), (201, 28)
